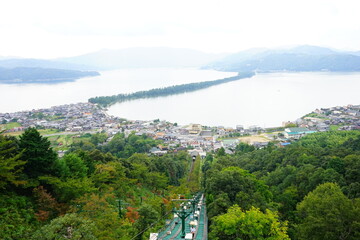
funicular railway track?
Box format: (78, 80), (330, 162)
(187, 156), (196, 182)
(156, 193), (207, 240)
(156, 156), (207, 240)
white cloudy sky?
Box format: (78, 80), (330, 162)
(1, 0), (360, 58)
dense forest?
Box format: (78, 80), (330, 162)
(204, 131), (360, 239)
(0, 129), (200, 240)
(1, 128), (360, 239)
(0, 67), (99, 83)
(88, 72), (255, 107)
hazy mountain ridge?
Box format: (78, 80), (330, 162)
(205, 45), (360, 72)
(0, 58), (96, 71)
(2, 45), (360, 74)
(0, 67), (99, 84)
(57, 47), (228, 70)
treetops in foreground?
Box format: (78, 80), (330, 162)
(1, 128), (360, 239)
(205, 130), (360, 239)
(0, 128), (196, 240)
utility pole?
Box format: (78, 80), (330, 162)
(173, 206), (192, 238)
(116, 199), (129, 218)
(192, 193), (202, 214)
(171, 193), (202, 238)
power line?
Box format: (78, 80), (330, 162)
(130, 209), (173, 240)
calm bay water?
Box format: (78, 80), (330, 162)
(107, 71), (360, 128)
(0, 68), (234, 113)
(1, 69), (359, 128)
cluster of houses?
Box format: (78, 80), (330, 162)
(1, 103), (359, 156)
(292, 104), (360, 132)
(0, 103), (116, 132)
(1, 105), (252, 155)
(120, 122), (270, 156)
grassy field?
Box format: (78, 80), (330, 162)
(0, 122), (21, 130)
(1, 126), (94, 151)
(330, 125), (340, 131)
(1, 128), (60, 137)
(48, 134), (74, 150)
(2, 132), (23, 137)
(48, 133), (92, 151)
(39, 129), (61, 135)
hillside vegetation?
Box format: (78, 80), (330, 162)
(205, 130), (360, 239)
(1, 128), (360, 239)
(0, 129), (198, 240)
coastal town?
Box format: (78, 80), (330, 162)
(1, 102), (360, 157)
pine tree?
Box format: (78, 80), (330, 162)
(19, 128), (57, 179)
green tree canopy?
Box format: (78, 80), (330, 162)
(235, 142), (255, 154)
(55, 153), (88, 179)
(32, 213), (98, 240)
(19, 128), (57, 179)
(0, 134), (26, 188)
(210, 204), (290, 240)
(134, 204), (159, 240)
(296, 182), (360, 240)
(39, 176), (96, 202)
(0, 194), (36, 240)
(206, 166), (272, 215)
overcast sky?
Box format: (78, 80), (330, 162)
(1, 0), (360, 58)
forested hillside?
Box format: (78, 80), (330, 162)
(204, 131), (360, 239)
(0, 129), (200, 240)
(1, 128), (359, 239)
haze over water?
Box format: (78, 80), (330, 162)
(1, 68), (360, 128)
(107, 71), (360, 128)
(0, 68), (234, 112)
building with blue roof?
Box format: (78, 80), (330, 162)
(284, 127), (316, 139)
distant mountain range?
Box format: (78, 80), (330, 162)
(57, 47), (227, 70)
(0, 48), (225, 83)
(0, 48), (226, 72)
(0, 58), (95, 71)
(204, 45), (360, 72)
(0, 67), (99, 84)
(1, 45), (360, 84)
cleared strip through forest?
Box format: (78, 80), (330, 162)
(88, 71), (255, 107)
